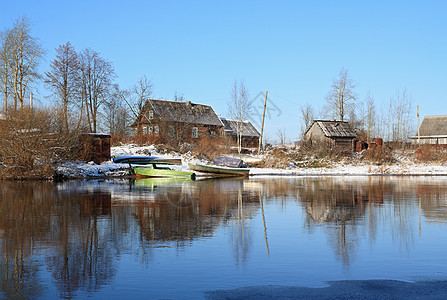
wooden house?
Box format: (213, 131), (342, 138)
(132, 99), (224, 144)
(220, 118), (260, 148)
(303, 120), (357, 150)
(409, 115), (447, 146)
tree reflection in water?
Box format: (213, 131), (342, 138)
(0, 177), (447, 297)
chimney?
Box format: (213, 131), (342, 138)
(186, 101), (192, 107)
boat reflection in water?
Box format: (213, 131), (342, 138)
(0, 176), (446, 298)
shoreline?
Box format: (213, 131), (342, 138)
(53, 160), (447, 180)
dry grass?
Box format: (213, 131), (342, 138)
(415, 145), (447, 163)
(190, 135), (229, 160)
(361, 146), (394, 165)
(260, 147), (303, 168)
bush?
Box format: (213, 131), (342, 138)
(0, 108), (85, 180)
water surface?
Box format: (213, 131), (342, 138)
(1, 176), (446, 298)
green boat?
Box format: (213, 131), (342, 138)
(133, 164), (195, 180)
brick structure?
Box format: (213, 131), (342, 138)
(80, 133), (111, 164)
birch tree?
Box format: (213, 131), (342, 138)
(324, 68), (357, 121)
(227, 80), (251, 153)
(365, 92), (376, 140)
(299, 102), (314, 137)
(388, 88), (413, 144)
(0, 28), (13, 113)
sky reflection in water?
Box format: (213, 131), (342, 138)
(0, 176), (446, 299)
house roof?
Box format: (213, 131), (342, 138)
(136, 99), (223, 127)
(417, 115), (447, 136)
(220, 118), (260, 138)
(304, 120), (357, 138)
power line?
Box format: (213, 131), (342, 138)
(268, 92), (300, 106)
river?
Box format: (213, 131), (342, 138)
(1, 176), (446, 298)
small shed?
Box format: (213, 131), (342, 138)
(80, 133), (111, 164)
(220, 118), (260, 148)
(409, 115), (447, 146)
(303, 120), (357, 150)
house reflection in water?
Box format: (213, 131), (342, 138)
(112, 179), (263, 261)
(1, 177), (447, 297)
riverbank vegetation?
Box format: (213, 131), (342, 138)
(0, 108), (84, 179)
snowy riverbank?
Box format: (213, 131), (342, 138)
(55, 144), (447, 179)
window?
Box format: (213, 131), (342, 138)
(142, 126), (147, 135)
(169, 125), (175, 137)
(154, 126), (159, 135)
(192, 127), (199, 139)
(210, 130), (216, 138)
(148, 126), (153, 134)
(148, 110), (154, 120)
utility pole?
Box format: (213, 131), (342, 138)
(258, 91), (268, 155)
(417, 105), (420, 145)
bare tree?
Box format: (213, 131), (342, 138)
(277, 128), (287, 145)
(119, 76), (153, 135)
(79, 48), (116, 133)
(0, 27), (13, 113)
(7, 16), (45, 110)
(103, 85), (129, 137)
(324, 68), (357, 121)
(131, 76), (153, 121)
(227, 80), (252, 153)
(388, 88), (414, 145)
(299, 102), (314, 137)
(365, 92), (376, 140)
(173, 91), (184, 102)
(45, 42), (81, 131)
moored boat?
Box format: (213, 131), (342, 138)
(113, 155), (182, 165)
(188, 163), (249, 178)
(134, 164), (195, 180)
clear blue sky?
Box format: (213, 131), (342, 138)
(1, 0), (446, 142)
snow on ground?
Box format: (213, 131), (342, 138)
(55, 144), (447, 179)
(55, 161), (132, 178)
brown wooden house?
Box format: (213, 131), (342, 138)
(220, 118), (260, 148)
(132, 99), (224, 145)
(303, 120), (357, 150)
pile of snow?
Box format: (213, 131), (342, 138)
(55, 161), (132, 179)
